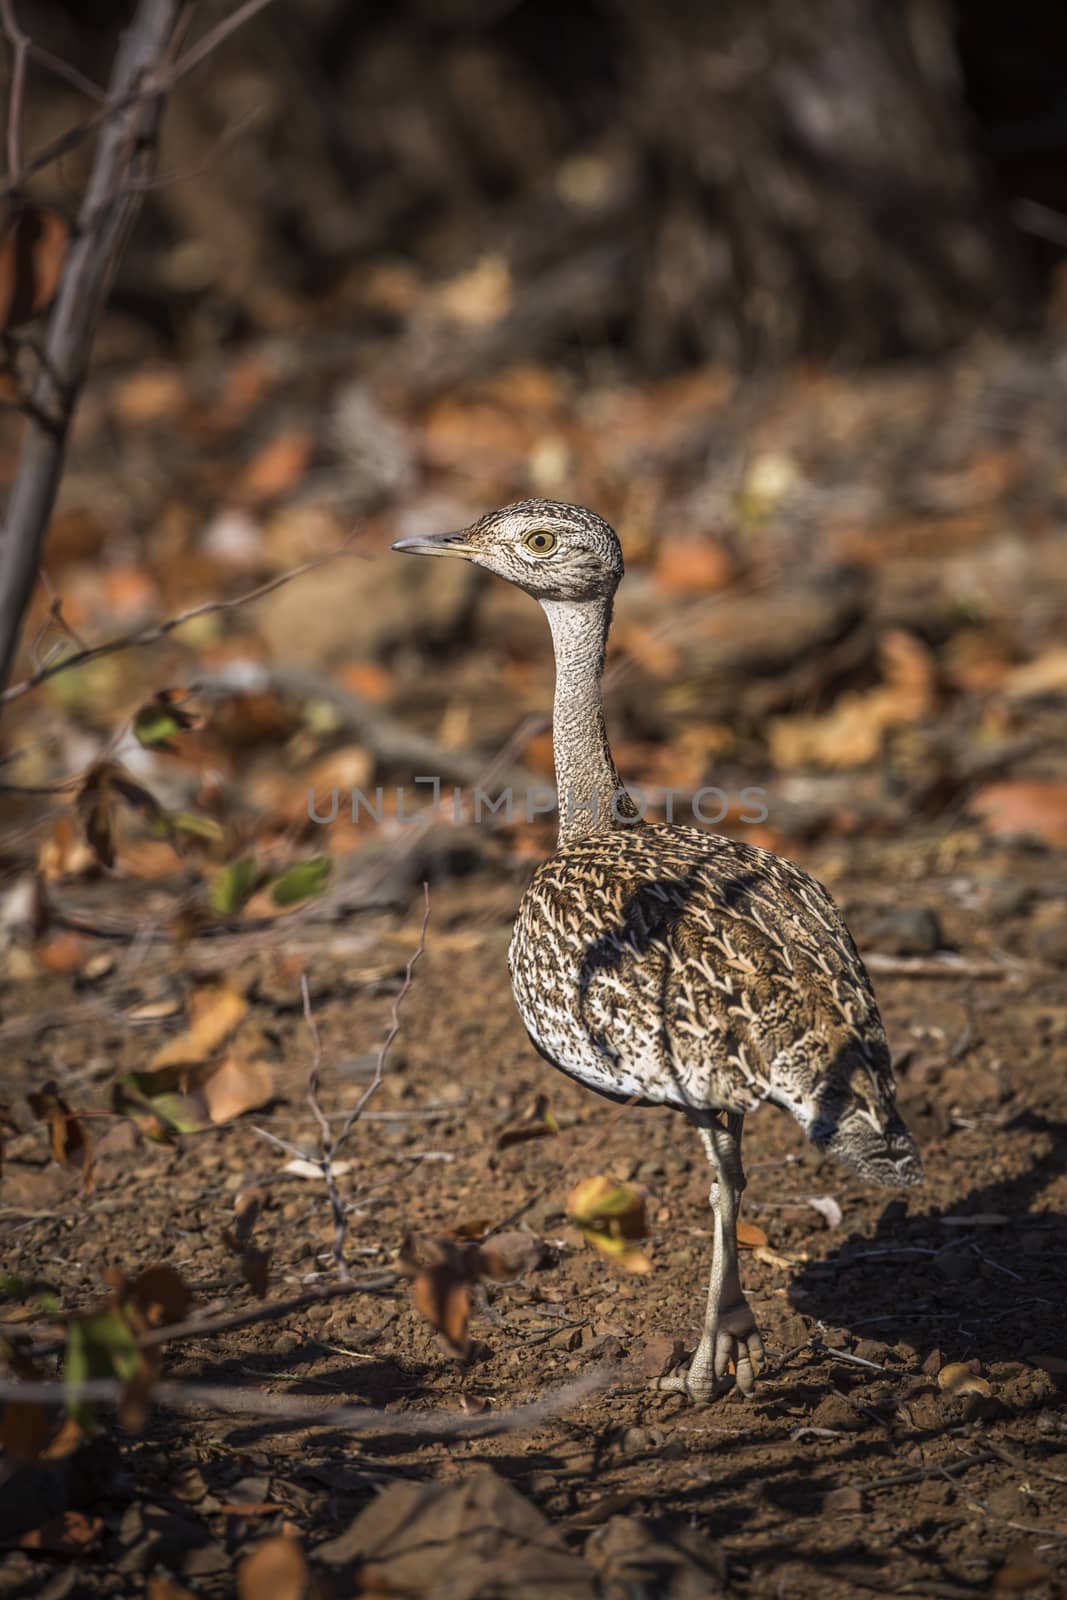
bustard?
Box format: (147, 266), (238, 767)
(394, 500), (922, 1403)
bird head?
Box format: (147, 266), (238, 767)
(392, 499), (623, 603)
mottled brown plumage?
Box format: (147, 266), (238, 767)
(394, 499), (921, 1403)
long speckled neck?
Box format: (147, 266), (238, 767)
(540, 595), (639, 845)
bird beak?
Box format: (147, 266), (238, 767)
(391, 531), (475, 559)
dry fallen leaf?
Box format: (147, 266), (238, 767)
(807, 1195), (843, 1229)
(937, 1361), (991, 1398)
(147, 1576), (198, 1600)
(496, 1093), (559, 1149)
(736, 1218), (768, 1248)
(0, 205), (69, 330)
(126, 1265), (194, 1328)
(970, 780), (1067, 848)
(18, 1511), (103, 1555)
(151, 982), (248, 1070)
(239, 429), (313, 504)
(567, 1175), (651, 1273)
(282, 1157), (354, 1180)
(201, 1055), (274, 1123)
(27, 1081), (93, 1189)
(770, 629), (934, 769)
(477, 1230), (545, 1281)
(753, 1243), (800, 1270)
(237, 1534), (317, 1600)
(993, 1540), (1053, 1594)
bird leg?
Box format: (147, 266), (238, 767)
(656, 1112), (764, 1404)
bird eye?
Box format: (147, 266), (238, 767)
(522, 529), (557, 555)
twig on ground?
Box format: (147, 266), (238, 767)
(852, 1451), (997, 1495)
(303, 971), (351, 1280)
(943, 1457), (1067, 1541)
(0, 1363), (609, 1438)
(333, 881), (431, 1158)
(861, 953), (1028, 980)
(21, 1271), (400, 1361)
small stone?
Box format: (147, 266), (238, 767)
(617, 1425), (664, 1456)
(934, 1249), (972, 1282)
(853, 1339), (891, 1366)
(866, 906), (943, 955)
(638, 1336), (685, 1378)
(822, 1486), (863, 1513)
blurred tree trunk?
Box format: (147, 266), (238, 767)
(614, 0), (1027, 367)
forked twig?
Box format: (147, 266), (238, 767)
(304, 884), (430, 1278)
(303, 972), (350, 1280)
(335, 882), (431, 1157)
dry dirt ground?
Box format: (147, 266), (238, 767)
(2, 825), (1066, 1599)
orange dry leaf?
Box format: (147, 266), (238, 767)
(147, 1576), (198, 1600)
(0, 1400), (51, 1462)
(19, 1512), (104, 1555)
(0, 1348), (59, 1462)
(735, 1219), (768, 1249)
(101, 564), (159, 619)
(150, 982), (248, 1070)
(239, 430), (313, 503)
(201, 1055), (274, 1123)
(0, 205), (69, 330)
(127, 1265), (194, 1328)
(38, 816), (95, 881)
(110, 367), (186, 425)
(769, 630), (934, 769)
(34, 933), (85, 974)
(237, 1535), (318, 1600)
(337, 660), (392, 702)
(970, 781), (1067, 848)
(27, 1082), (93, 1189)
(654, 538), (733, 596)
(413, 1260), (472, 1356)
(398, 1231), (539, 1356)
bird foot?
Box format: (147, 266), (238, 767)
(653, 1300), (765, 1405)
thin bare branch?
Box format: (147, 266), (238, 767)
(335, 882), (431, 1157)
(0, 539), (361, 704)
(0, 0), (281, 693)
(0, 0), (181, 693)
(0, 0), (29, 183)
(0, 1364), (609, 1438)
(303, 971), (351, 1280)
(28, 40), (106, 103)
(169, 0), (275, 83)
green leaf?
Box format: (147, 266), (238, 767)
(168, 811), (224, 842)
(112, 1075), (207, 1139)
(64, 1308), (142, 1428)
(211, 857), (258, 916)
(269, 855), (332, 907)
(133, 706), (184, 749)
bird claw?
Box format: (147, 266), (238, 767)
(653, 1301), (765, 1405)
(654, 1365), (721, 1406)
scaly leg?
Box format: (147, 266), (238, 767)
(656, 1112), (765, 1404)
